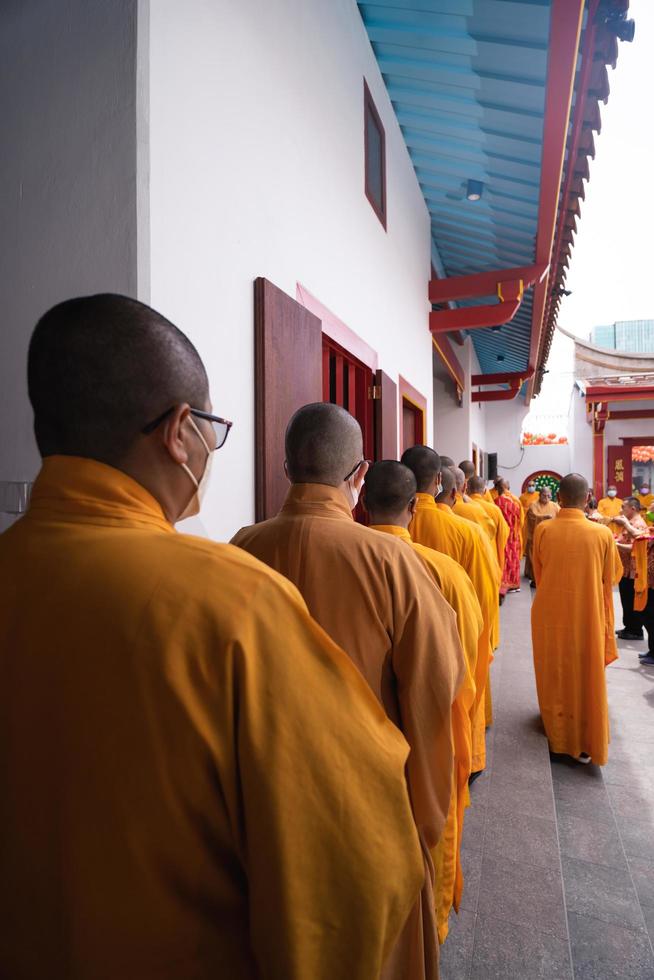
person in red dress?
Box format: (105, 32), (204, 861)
(494, 478), (522, 593)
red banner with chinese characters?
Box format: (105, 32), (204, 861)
(606, 445), (630, 498)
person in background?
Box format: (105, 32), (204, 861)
(635, 482), (654, 518)
(468, 475), (509, 583)
(493, 478), (522, 594)
(614, 497), (649, 640)
(232, 405), (465, 980)
(524, 487), (559, 587)
(363, 460), (482, 946)
(531, 474), (622, 765)
(597, 484), (623, 535)
(451, 466), (496, 541)
(402, 448), (498, 778)
(619, 530), (654, 666)
(519, 481), (539, 555)
(586, 496), (602, 520)
(0, 296), (425, 980)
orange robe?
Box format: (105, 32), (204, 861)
(524, 500), (560, 580)
(409, 493), (497, 772)
(597, 495), (624, 536)
(519, 491), (539, 554)
(453, 493), (495, 542)
(232, 484), (465, 980)
(370, 525), (482, 945)
(531, 509), (623, 765)
(0, 457), (424, 980)
(470, 492), (509, 577)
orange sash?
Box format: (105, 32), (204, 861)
(633, 536), (649, 612)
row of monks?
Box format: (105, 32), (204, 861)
(0, 294), (622, 979)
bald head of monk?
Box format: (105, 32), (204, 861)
(452, 466), (466, 493)
(364, 461), (417, 529)
(494, 478), (507, 497)
(435, 466), (456, 507)
(440, 455), (455, 469)
(401, 445), (442, 497)
(459, 460), (475, 480)
(558, 473), (589, 509)
(28, 293), (220, 524)
(285, 403), (368, 505)
(468, 475), (486, 496)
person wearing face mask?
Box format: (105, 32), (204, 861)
(401, 448), (499, 777)
(0, 295), (429, 980)
(635, 482), (654, 516)
(232, 404), (465, 980)
(519, 481), (539, 554)
(598, 484), (623, 535)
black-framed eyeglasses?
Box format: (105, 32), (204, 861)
(343, 459), (369, 482)
(142, 406), (233, 450)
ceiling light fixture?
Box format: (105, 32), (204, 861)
(466, 179), (484, 202)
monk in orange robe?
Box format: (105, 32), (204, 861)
(0, 295), (424, 980)
(524, 487), (559, 583)
(401, 447), (498, 774)
(468, 474), (509, 577)
(364, 461), (482, 945)
(494, 478), (522, 593)
(531, 473), (623, 765)
(451, 466), (496, 542)
(233, 405), (465, 980)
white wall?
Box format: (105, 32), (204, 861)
(0, 0), (138, 530)
(146, 0), (433, 540)
(484, 397), (572, 492)
(433, 338), (491, 468)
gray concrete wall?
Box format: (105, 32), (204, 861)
(0, 0), (138, 528)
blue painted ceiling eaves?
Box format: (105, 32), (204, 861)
(357, 0), (553, 377)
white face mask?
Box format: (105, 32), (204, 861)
(528, 485), (535, 493)
(178, 417), (213, 521)
(607, 490), (617, 498)
(641, 488), (650, 495)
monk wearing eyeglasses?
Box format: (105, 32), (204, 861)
(0, 294), (425, 980)
(232, 402), (465, 980)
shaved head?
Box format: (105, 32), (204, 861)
(285, 403), (362, 485)
(364, 461), (416, 519)
(28, 293), (209, 464)
(459, 460), (475, 478)
(468, 475), (485, 495)
(558, 473), (589, 508)
(401, 445), (441, 492)
(452, 466), (466, 491)
(439, 455), (455, 468)
(436, 465), (455, 505)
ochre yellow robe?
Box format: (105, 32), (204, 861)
(453, 493), (495, 542)
(370, 525), (482, 945)
(409, 493), (497, 772)
(635, 491), (654, 513)
(519, 491), (539, 554)
(470, 492), (509, 576)
(531, 508), (623, 765)
(233, 484), (465, 980)
(598, 495), (624, 535)
(0, 457), (425, 980)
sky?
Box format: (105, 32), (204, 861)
(558, 0), (654, 338)
(528, 0), (653, 422)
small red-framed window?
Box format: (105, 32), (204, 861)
(364, 80), (387, 230)
(398, 376), (427, 454)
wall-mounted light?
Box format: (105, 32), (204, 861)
(466, 179), (484, 201)
(497, 354), (505, 362)
(491, 325), (502, 333)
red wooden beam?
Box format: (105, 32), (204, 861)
(587, 386), (654, 402)
(471, 369), (534, 387)
(471, 382), (521, 403)
(430, 298), (521, 334)
(610, 409), (654, 421)
(526, 0), (585, 398)
(428, 263), (548, 304)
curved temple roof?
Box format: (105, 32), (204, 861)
(357, 0), (627, 400)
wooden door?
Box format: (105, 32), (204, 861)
(322, 336), (375, 460)
(400, 397), (424, 454)
(254, 277), (322, 521)
(374, 369), (398, 461)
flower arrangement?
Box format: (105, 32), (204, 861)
(521, 431), (568, 446)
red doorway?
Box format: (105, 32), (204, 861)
(322, 335), (375, 461)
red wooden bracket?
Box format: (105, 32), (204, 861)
(428, 262), (548, 335)
(471, 382), (521, 403)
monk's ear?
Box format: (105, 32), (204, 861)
(283, 459), (291, 484)
(161, 404), (192, 465)
(408, 496), (417, 519)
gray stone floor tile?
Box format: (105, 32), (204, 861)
(477, 854), (568, 940)
(629, 857), (654, 909)
(561, 857), (645, 931)
(567, 911), (654, 980)
(439, 908), (475, 980)
(469, 913), (572, 980)
(488, 768), (555, 819)
(557, 811), (628, 870)
(483, 806), (559, 870)
(459, 844), (482, 914)
(461, 801), (486, 851)
(468, 768), (491, 808)
(642, 903), (654, 944)
(621, 820), (654, 863)
(550, 756), (606, 790)
(552, 780), (616, 825)
(607, 782), (654, 816)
